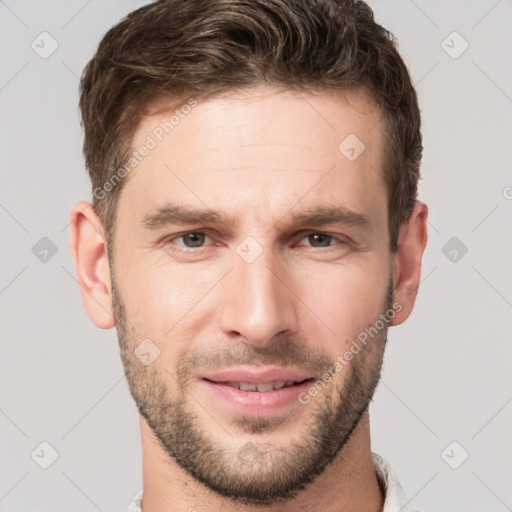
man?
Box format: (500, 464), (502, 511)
(69, 0), (427, 510)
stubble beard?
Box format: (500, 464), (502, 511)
(111, 265), (391, 506)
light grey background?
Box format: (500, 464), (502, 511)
(1, 1), (511, 511)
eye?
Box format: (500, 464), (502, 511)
(168, 232), (212, 248)
(296, 233), (344, 248)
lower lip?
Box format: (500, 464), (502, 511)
(200, 379), (314, 417)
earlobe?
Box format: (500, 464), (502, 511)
(390, 201), (428, 326)
(69, 201), (115, 329)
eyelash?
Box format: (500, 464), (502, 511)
(163, 231), (348, 252)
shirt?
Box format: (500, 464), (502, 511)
(125, 452), (415, 512)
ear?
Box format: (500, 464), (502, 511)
(390, 201), (428, 326)
(69, 201), (115, 329)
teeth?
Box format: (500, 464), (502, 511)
(239, 383), (257, 391)
(256, 382), (275, 392)
(226, 380), (296, 391)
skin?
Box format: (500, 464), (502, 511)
(70, 85), (427, 512)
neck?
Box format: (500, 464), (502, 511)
(139, 412), (384, 512)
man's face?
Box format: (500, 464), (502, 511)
(110, 86), (394, 505)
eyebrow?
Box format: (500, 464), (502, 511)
(141, 203), (370, 231)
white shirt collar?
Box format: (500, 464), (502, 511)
(372, 452), (413, 512)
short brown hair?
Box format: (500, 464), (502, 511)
(79, 0), (422, 252)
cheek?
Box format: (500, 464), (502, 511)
(122, 261), (222, 338)
(297, 258), (391, 346)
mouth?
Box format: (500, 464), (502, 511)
(198, 368), (315, 417)
(202, 378), (312, 392)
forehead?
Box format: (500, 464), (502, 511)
(118, 86), (386, 227)
(140, 86), (383, 165)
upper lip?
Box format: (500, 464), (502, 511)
(201, 367), (314, 384)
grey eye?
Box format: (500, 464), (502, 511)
(181, 232), (206, 247)
(307, 234), (333, 247)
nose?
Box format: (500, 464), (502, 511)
(219, 244), (299, 348)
